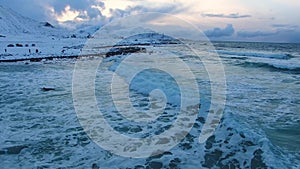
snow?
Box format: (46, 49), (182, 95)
(0, 5), (99, 62)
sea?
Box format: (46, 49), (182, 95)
(0, 41), (299, 169)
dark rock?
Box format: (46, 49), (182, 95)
(41, 87), (55, 91)
(106, 47), (146, 57)
(7, 44), (14, 47)
(30, 58), (42, 62)
(43, 22), (54, 28)
(16, 43), (23, 47)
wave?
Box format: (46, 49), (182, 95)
(215, 50), (293, 60)
(236, 60), (300, 72)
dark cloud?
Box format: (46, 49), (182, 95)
(202, 13), (251, 19)
(204, 24), (235, 37)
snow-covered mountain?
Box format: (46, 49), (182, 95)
(0, 5), (70, 38)
(0, 5), (91, 61)
(0, 5), (181, 61)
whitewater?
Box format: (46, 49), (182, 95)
(0, 40), (299, 168)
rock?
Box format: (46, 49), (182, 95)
(41, 87), (55, 91)
(106, 47), (146, 57)
(43, 22), (54, 28)
(30, 58), (42, 62)
(16, 43), (23, 47)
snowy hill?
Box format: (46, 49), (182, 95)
(0, 5), (183, 62)
(0, 5), (68, 38)
(0, 5), (89, 61)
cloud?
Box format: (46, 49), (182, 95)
(204, 24), (235, 37)
(272, 24), (290, 28)
(271, 24), (298, 31)
(202, 13), (251, 19)
(46, 0), (105, 22)
(109, 3), (185, 20)
(0, 0), (185, 29)
(0, 0), (105, 25)
(237, 31), (276, 38)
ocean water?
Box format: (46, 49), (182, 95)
(0, 41), (299, 168)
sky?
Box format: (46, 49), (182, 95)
(0, 0), (300, 43)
